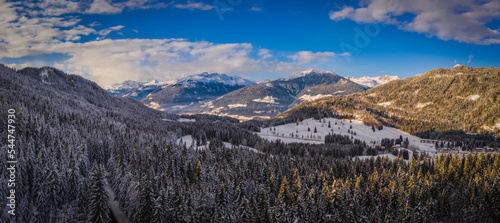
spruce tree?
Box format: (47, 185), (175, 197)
(87, 164), (110, 223)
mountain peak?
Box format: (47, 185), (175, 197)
(144, 79), (159, 86)
(345, 75), (400, 88)
(178, 72), (255, 87)
(278, 69), (336, 81)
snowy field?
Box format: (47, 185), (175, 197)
(258, 118), (438, 152)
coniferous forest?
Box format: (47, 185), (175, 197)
(1, 65), (500, 223)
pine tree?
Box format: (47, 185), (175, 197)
(291, 168), (302, 203)
(87, 164), (110, 223)
(278, 176), (290, 204)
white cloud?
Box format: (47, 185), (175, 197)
(0, 0), (17, 23)
(328, 0), (500, 44)
(86, 0), (123, 14)
(250, 6), (262, 12)
(467, 55), (473, 63)
(174, 1), (214, 11)
(125, 0), (174, 10)
(288, 51), (348, 64)
(98, 25), (125, 37)
(5, 36), (346, 87)
(1, 0), (346, 87)
(258, 49), (272, 59)
(329, 7), (355, 21)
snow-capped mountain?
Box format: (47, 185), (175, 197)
(178, 72), (255, 87)
(106, 80), (144, 95)
(345, 75), (400, 88)
(278, 69), (335, 81)
(107, 72), (256, 113)
(191, 69), (366, 120)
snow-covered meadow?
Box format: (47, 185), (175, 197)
(258, 118), (438, 152)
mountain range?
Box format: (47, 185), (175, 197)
(188, 69), (367, 120)
(107, 69), (376, 120)
(278, 65), (500, 137)
(107, 72), (255, 113)
(346, 75), (400, 88)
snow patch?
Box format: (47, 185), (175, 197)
(253, 96), (279, 104)
(228, 103), (247, 109)
(457, 95), (480, 101)
(416, 102), (431, 108)
(278, 69), (335, 81)
(178, 118), (196, 122)
(377, 101), (392, 107)
(172, 105), (189, 110)
(346, 75), (400, 88)
(178, 72), (255, 87)
(467, 95), (479, 100)
(298, 94), (333, 102)
(147, 102), (164, 111)
(177, 135), (263, 154)
(40, 69), (50, 79)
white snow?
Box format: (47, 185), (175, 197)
(258, 118), (437, 152)
(298, 94), (333, 102)
(355, 154), (397, 161)
(228, 103), (247, 108)
(178, 72), (255, 87)
(147, 102), (164, 111)
(144, 79), (159, 86)
(377, 101), (392, 107)
(416, 102), (431, 108)
(467, 95), (480, 100)
(40, 69), (50, 78)
(39, 69), (55, 85)
(200, 101), (214, 108)
(123, 92), (138, 97)
(346, 75), (400, 88)
(172, 105), (189, 110)
(278, 69), (335, 81)
(178, 118), (196, 122)
(177, 135), (262, 154)
(457, 95), (480, 101)
(253, 96), (279, 104)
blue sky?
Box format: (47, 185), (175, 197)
(1, 0), (499, 87)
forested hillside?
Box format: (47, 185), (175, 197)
(1, 64), (499, 222)
(278, 65), (500, 137)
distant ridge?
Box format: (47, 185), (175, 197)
(189, 69), (366, 120)
(345, 75), (400, 88)
(107, 72), (255, 113)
